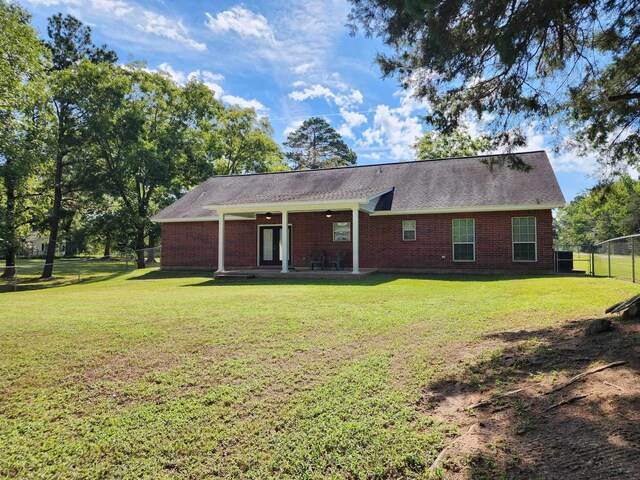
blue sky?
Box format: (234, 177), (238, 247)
(23, 0), (604, 201)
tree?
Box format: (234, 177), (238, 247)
(213, 107), (286, 175)
(555, 177), (640, 246)
(74, 63), (187, 268)
(180, 81), (287, 179)
(284, 117), (357, 170)
(41, 14), (117, 278)
(347, 0), (639, 172)
(0, 1), (48, 277)
(413, 129), (491, 161)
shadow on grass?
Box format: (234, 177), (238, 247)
(426, 316), (640, 479)
(128, 269), (395, 286)
(127, 269), (576, 287)
(0, 262), (134, 293)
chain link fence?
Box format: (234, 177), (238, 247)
(0, 247), (162, 293)
(555, 234), (639, 283)
(593, 234), (639, 282)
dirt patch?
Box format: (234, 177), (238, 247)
(423, 317), (640, 479)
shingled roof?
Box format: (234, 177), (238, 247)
(152, 151), (565, 222)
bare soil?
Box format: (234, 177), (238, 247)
(424, 316), (640, 479)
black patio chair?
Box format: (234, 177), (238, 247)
(326, 249), (346, 271)
(309, 248), (325, 270)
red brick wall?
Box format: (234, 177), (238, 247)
(160, 209), (555, 272)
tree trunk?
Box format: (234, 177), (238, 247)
(102, 234), (111, 260)
(2, 183), (17, 278)
(135, 224), (146, 269)
(41, 150), (64, 279)
(146, 232), (157, 264)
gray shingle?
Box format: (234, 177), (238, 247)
(152, 151), (565, 221)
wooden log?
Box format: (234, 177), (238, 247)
(606, 294), (640, 314)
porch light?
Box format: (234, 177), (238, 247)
(265, 212), (272, 220)
(325, 210), (333, 218)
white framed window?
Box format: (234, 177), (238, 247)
(333, 222), (351, 242)
(452, 218), (475, 261)
(402, 220), (416, 241)
(512, 217), (537, 262)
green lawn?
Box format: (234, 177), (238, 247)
(1, 268), (638, 478)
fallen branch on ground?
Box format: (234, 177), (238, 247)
(429, 423), (480, 473)
(604, 381), (625, 392)
(543, 394), (590, 412)
(466, 388), (526, 410)
(545, 361), (626, 395)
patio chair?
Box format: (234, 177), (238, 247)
(309, 248), (325, 270)
(326, 249), (346, 271)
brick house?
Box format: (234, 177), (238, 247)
(153, 151), (565, 274)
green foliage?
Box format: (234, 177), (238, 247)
(212, 107), (287, 175)
(284, 117), (357, 169)
(348, 0), (639, 172)
(0, 0), (50, 271)
(45, 13), (117, 71)
(413, 129), (491, 161)
(555, 176), (640, 245)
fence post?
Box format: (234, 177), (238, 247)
(632, 237), (636, 283)
(591, 252), (595, 276)
(14, 268), (17, 292)
(608, 243), (612, 277)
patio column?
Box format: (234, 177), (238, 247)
(216, 211), (225, 273)
(352, 206), (360, 274)
(281, 210), (289, 273)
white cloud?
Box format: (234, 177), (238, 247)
(292, 63), (313, 74)
(198, 0), (350, 77)
(289, 84), (335, 103)
(290, 80), (307, 88)
(283, 120), (304, 138)
(355, 90), (428, 161)
(512, 127), (599, 174)
(288, 82), (367, 138)
(338, 108), (368, 139)
(27, 0), (206, 51)
(157, 62), (187, 83)
(205, 7), (275, 43)
(155, 63), (224, 99)
(222, 94), (267, 113)
(188, 70), (225, 98)
(289, 83), (364, 109)
(548, 152), (599, 173)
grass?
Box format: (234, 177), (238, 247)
(1, 266), (639, 478)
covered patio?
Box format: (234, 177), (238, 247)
(208, 189), (392, 275)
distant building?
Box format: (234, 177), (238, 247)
(24, 231), (65, 258)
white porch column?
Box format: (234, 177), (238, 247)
(352, 206), (360, 274)
(281, 210), (289, 273)
(216, 211), (226, 273)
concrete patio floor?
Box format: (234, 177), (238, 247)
(214, 267), (377, 279)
